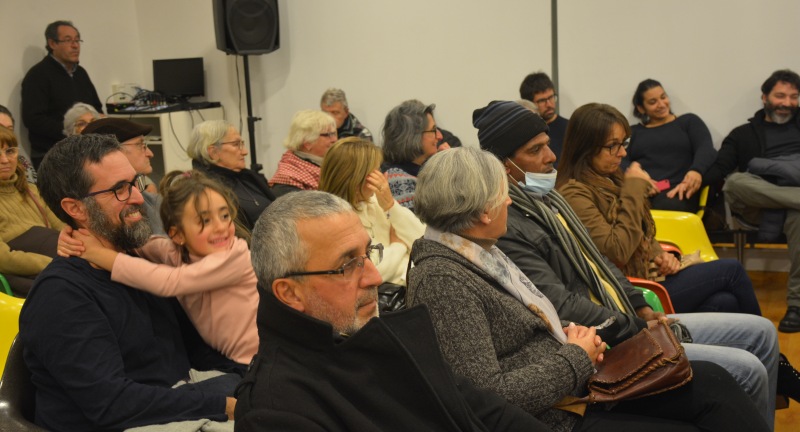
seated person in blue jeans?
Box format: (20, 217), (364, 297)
(19, 134), (242, 431)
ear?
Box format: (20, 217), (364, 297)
(61, 198), (88, 226)
(761, 94), (767, 105)
(478, 211), (492, 225)
(207, 145), (218, 160)
(502, 159), (512, 175)
(169, 226), (185, 246)
(46, 38), (58, 52)
(272, 278), (306, 312)
(636, 105), (645, 115)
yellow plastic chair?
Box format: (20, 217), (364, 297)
(652, 210), (719, 263)
(695, 185), (710, 220)
(0, 291), (24, 376)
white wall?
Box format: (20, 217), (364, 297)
(0, 1), (145, 153)
(4, 0), (799, 174)
(558, 0), (800, 147)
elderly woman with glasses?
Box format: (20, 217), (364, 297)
(188, 120), (275, 232)
(0, 127), (63, 296)
(556, 103), (760, 315)
(407, 147), (769, 432)
(269, 110), (338, 197)
(381, 99), (442, 212)
(63, 102), (103, 136)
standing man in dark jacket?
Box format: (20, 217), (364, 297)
(705, 69), (800, 332)
(235, 190), (551, 432)
(22, 20), (103, 167)
(472, 100), (783, 429)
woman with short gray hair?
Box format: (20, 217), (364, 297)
(269, 110), (337, 197)
(381, 99), (442, 211)
(63, 102), (102, 136)
(407, 147), (766, 432)
(188, 120), (275, 231)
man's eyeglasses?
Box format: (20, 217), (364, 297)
(220, 139), (246, 150)
(319, 131), (338, 139)
(122, 140), (148, 152)
(602, 138), (630, 155)
(282, 244), (384, 281)
(534, 94), (558, 106)
(55, 38), (83, 45)
(82, 174), (143, 202)
(1, 147), (19, 159)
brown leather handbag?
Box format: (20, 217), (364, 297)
(581, 319), (693, 403)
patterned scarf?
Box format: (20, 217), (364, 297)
(425, 227), (567, 344)
(269, 150), (321, 190)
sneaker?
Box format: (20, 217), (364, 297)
(779, 306), (800, 333)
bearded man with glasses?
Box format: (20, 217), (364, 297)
(22, 20), (103, 168)
(234, 190), (552, 432)
(19, 134), (243, 431)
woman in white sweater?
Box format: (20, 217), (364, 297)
(320, 137), (425, 286)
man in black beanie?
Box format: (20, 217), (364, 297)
(473, 100), (781, 429)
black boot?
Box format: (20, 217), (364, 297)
(777, 353), (800, 409)
(779, 306), (800, 333)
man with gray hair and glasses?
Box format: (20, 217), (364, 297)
(234, 190), (552, 431)
(320, 87), (373, 141)
(19, 134), (240, 431)
(22, 20), (102, 168)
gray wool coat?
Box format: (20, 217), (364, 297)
(407, 238), (595, 432)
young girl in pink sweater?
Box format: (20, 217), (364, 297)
(64, 170), (258, 365)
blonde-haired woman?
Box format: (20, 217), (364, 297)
(187, 120), (275, 231)
(270, 110), (337, 197)
(320, 137), (424, 286)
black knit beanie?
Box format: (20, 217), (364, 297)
(473, 100), (549, 159)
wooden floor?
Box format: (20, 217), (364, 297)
(750, 270), (799, 431)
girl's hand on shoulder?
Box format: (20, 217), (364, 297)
(57, 225), (85, 257)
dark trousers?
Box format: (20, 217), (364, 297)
(650, 190), (701, 213)
(661, 259), (762, 315)
(573, 361), (769, 432)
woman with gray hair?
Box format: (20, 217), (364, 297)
(188, 119), (275, 231)
(62, 102), (102, 136)
(381, 99), (442, 211)
(269, 110), (337, 197)
(406, 147), (769, 432)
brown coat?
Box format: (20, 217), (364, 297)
(558, 176), (662, 279)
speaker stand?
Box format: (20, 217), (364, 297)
(242, 55), (263, 173)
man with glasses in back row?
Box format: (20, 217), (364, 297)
(22, 20), (103, 168)
(520, 72), (569, 166)
(19, 134), (243, 430)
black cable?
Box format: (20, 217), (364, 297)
(235, 55), (243, 132)
(167, 111), (186, 154)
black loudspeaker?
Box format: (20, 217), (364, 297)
(213, 0), (280, 55)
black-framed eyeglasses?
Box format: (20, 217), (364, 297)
(282, 244), (384, 280)
(1, 147), (19, 159)
(55, 38), (83, 45)
(82, 174), (143, 202)
(602, 138), (630, 155)
(220, 139), (246, 150)
(422, 125), (438, 135)
(534, 94), (558, 105)
(319, 131), (338, 139)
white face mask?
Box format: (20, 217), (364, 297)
(508, 159), (557, 195)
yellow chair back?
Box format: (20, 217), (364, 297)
(0, 292), (24, 376)
(651, 210), (719, 263)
